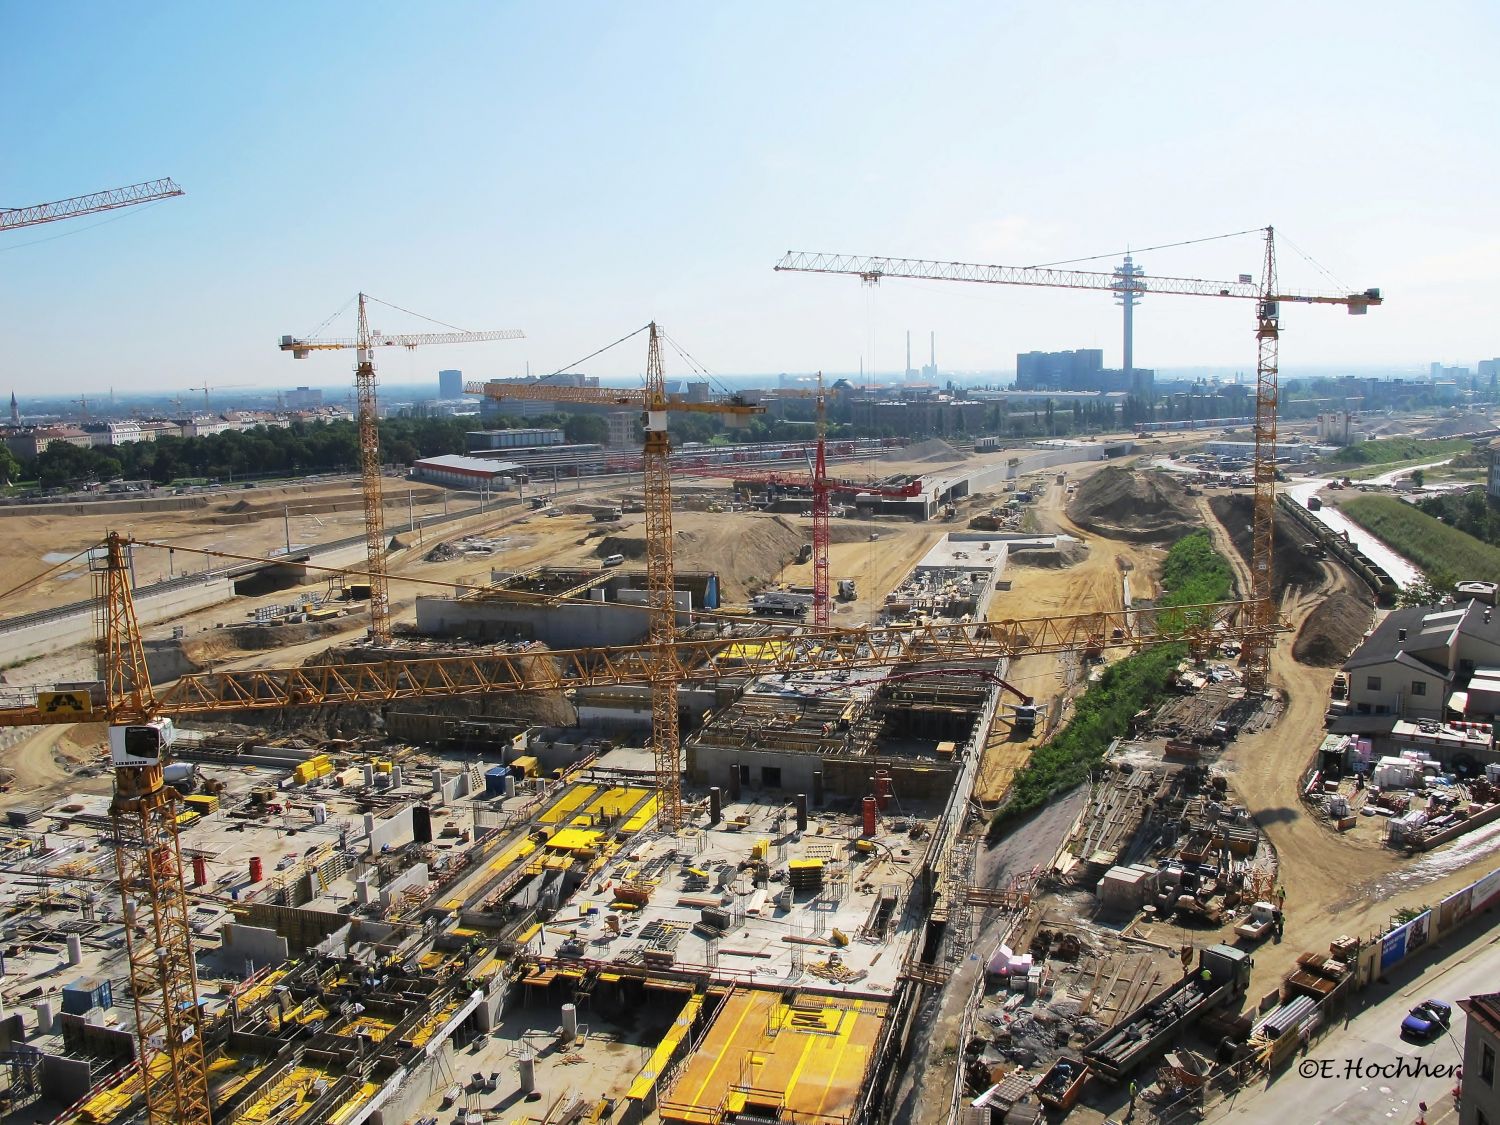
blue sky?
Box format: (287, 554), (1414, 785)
(3, 2), (1497, 394)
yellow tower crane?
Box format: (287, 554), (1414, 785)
(468, 323), (763, 830)
(775, 229), (1381, 691)
(279, 295), (523, 642)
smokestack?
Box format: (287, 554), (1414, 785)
(930, 331), (935, 374)
(905, 331), (912, 379)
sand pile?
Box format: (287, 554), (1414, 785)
(1421, 416), (1488, 438)
(1066, 467), (1197, 544)
(882, 438), (964, 464)
(1207, 495), (1322, 595)
(1294, 590), (1375, 666)
(599, 513), (806, 602)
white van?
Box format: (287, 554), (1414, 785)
(602, 554), (625, 568)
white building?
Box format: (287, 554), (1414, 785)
(410, 454), (525, 489)
(1343, 600), (1500, 721)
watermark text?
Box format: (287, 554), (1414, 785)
(1299, 1057), (1460, 1080)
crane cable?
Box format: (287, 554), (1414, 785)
(0, 544), (99, 603)
(1026, 226), (1268, 269)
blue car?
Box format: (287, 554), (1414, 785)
(1401, 999), (1452, 1040)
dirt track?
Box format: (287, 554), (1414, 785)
(975, 467), (1162, 802)
(1202, 502), (1499, 985)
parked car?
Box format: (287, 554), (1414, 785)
(1401, 1000), (1452, 1040)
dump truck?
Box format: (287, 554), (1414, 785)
(1235, 901), (1277, 942)
(1082, 944), (1252, 1083)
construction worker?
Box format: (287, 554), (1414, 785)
(1200, 967), (1213, 986)
(1127, 1079), (1139, 1118)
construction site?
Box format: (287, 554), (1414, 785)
(11, 192), (1496, 1125)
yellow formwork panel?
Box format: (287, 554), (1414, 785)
(717, 639), (792, 664)
(326, 1083), (382, 1125)
(335, 1016), (394, 1042)
(580, 785), (652, 822)
(621, 795), (659, 834)
(239, 1065), (331, 1123)
(548, 827), (605, 853)
(410, 999), (461, 1048)
(661, 991), (888, 1125)
(441, 835), (538, 909)
(627, 993), (704, 1102)
(538, 783), (598, 824)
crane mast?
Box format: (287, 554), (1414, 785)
(1249, 230), (1281, 688)
(98, 534), (212, 1125)
(353, 294), (392, 639)
(642, 324), (684, 829)
(3, 180), (202, 1125)
(279, 296), (523, 643)
(811, 376), (831, 627)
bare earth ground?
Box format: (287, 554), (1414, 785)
(0, 476), (453, 617)
(976, 465), (1164, 802)
(1196, 498), (1500, 986)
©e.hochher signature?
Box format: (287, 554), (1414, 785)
(1299, 1057), (1461, 1080)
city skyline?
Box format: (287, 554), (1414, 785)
(3, 3), (1497, 394)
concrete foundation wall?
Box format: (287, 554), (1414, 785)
(221, 922), (291, 973)
(379, 863), (431, 909)
(368, 805), (414, 853)
(415, 596), (661, 648)
(686, 744), (962, 803)
(0, 576), (233, 666)
(40, 1052), (96, 1106)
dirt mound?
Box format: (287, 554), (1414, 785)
(1066, 467), (1197, 544)
(1420, 416), (1489, 438)
(599, 514), (806, 602)
(1008, 537), (1089, 569)
(1207, 495), (1323, 595)
(1294, 590), (1375, 666)
(881, 438), (963, 464)
(221, 499), (254, 513)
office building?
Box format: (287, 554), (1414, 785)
(465, 428), (565, 452)
(286, 386), (323, 410)
(438, 369), (464, 398)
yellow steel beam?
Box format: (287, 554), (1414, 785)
(0, 600), (1262, 727)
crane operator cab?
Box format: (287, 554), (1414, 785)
(109, 718), (178, 767)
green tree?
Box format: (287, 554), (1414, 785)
(0, 446), (19, 487)
(563, 413), (610, 445)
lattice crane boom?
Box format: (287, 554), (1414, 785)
(0, 594), (1258, 728)
(775, 231), (1381, 689)
(280, 294), (524, 642)
(0, 178), (184, 232)
(470, 326), (764, 831)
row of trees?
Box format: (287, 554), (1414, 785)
(9, 385), (1309, 490)
(13, 413), (619, 489)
